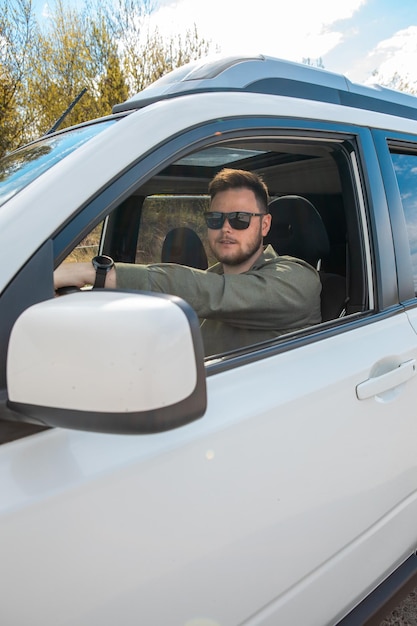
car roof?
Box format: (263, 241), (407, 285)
(113, 53), (417, 122)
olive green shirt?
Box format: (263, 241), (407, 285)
(115, 245), (321, 356)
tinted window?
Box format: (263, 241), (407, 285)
(390, 152), (417, 291)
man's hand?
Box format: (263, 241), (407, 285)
(54, 262), (116, 290)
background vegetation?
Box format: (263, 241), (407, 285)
(0, 0), (212, 159)
(2, 0), (415, 162)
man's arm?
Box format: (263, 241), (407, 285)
(54, 256), (321, 330)
(115, 258), (321, 330)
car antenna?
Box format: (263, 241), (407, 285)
(45, 87), (87, 135)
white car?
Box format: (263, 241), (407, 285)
(1, 54), (417, 625)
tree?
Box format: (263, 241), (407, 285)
(302, 57), (325, 69)
(1, 0), (212, 156)
(120, 24), (211, 94)
(25, 0), (126, 135)
(87, 11), (129, 113)
(0, 0), (37, 154)
(371, 69), (417, 95)
(100, 0), (211, 95)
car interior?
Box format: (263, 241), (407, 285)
(71, 135), (367, 334)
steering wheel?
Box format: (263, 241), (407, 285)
(55, 255), (114, 296)
(55, 286), (82, 296)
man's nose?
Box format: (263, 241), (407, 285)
(220, 216), (233, 231)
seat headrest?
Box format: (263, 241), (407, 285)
(264, 195), (330, 268)
(161, 227), (208, 270)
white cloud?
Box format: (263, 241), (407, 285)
(151, 0), (366, 63)
(362, 26), (417, 90)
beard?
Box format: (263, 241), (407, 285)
(209, 230), (263, 268)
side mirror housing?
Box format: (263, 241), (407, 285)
(6, 291), (206, 434)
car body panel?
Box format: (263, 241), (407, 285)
(2, 313), (417, 625)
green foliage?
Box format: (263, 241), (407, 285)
(0, 0), (213, 158)
(371, 69), (417, 95)
(302, 57), (324, 69)
(0, 0), (38, 152)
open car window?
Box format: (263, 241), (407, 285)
(60, 131), (369, 360)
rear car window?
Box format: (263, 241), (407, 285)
(390, 151), (417, 292)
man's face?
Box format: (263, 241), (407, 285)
(207, 188), (271, 273)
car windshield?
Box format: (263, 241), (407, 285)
(0, 120), (116, 208)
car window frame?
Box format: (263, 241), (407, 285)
(0, 116), (396, 439)
(51, 118), (386, 358)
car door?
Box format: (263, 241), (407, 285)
(1, 98), (417, 626)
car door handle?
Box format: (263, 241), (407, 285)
(356, 359), (416, 400)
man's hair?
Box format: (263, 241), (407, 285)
(208, 168), (269, 212)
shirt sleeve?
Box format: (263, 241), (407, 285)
(115, 256), (321, 331)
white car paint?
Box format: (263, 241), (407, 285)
(2, 313), (417, 625)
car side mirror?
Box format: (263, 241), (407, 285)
(6, 290), (207, 434)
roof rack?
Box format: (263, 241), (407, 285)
(112, 53), (417, 121)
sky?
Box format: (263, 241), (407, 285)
(149, 0), (417, 89)
(35, 0), (417, 90)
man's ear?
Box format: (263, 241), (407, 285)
(262, 213), (272, 237)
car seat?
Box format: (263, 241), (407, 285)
(264, 195), (347, 321)
(161, 226), (208, 270)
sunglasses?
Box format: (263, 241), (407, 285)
(204, 211), (265, 230)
